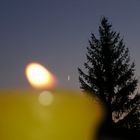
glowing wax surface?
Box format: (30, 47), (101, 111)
(0, 90), (103, 140)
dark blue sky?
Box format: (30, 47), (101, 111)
(0, 0), (140, 90)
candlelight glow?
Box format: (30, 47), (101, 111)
(38, 91), (54, 106)
(25, 63), (56, 89)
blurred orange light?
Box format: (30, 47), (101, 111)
(25, 62), (56, 89)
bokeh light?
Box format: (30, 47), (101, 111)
(38, 91), (54, 106)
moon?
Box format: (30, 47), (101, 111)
(68, 75), (70, 81)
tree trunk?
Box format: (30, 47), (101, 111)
(96, 103), (114, 139)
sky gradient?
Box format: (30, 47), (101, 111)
(0, 0), (140, 90)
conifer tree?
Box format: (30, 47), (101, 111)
(78, 17), (140, 130)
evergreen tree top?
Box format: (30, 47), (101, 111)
(78, 17), (140, 131)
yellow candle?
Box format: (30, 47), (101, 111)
(0, 89), (103, 140)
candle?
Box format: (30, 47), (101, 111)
(0, 89), (103, 140)
(0, 63), (104, 139)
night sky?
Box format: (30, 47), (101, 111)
(0, 0), (140, 90)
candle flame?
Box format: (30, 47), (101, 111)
(25, 62), (56, 89)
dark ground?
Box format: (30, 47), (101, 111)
(96, 124), (140, 140)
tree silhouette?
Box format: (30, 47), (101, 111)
(78, 17), (140, 134)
